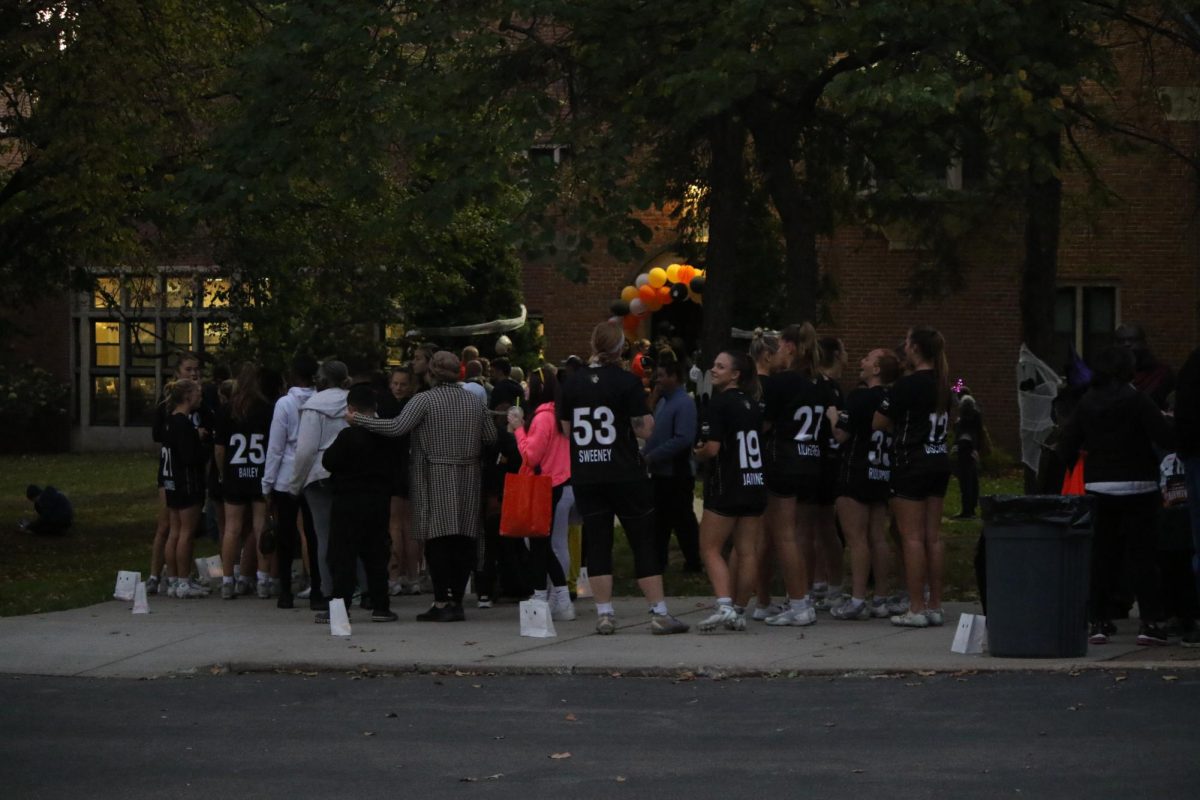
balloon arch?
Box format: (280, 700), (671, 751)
(606, 262), (706, 337)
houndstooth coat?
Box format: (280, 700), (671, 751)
(355, 384), (497, 542)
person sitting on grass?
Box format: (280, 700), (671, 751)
(22, 484), (73, 536)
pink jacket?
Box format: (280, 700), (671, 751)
(514, 402), (570, 486)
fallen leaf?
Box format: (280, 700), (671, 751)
(565, 713), (578, 722)
(385, 712), (398, 718)
(1163, 675), (1179, 682)
(363, 731), (376, 737)
(455, 671), (469, 677)
(464, 641), (477, 646)
(610, 672), (623, 678)
(1068, 670), (1081, 677)
(1114, 676), (1127, 682)
(916, 670), (936, 677)
(472, 684), (482, 689)
(852, 769), (865, 774)
(616, 776), (627, 783)
(550, 752), (572, 760)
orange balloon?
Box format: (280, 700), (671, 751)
(646, 298), (663, 312)
(678, 265), (696, 284)
(656, 285), (671, 305)
(620, 285), (638, 303)
(638, 284), (657, 304)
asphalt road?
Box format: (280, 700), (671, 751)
(2, 670), (1197, 799)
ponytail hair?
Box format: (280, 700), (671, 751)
(817, 336), (845, 371)
(590, 322), (625, 367)
(780, 322), (819, 377)
(908, 326), (949, 413)
(749, 327), (780, 367)
(721, 350), (760, 398)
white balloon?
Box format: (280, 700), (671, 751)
(495, 335), (512, 355)
(629, 298), (646, 315)
(634, 273), (650, 287)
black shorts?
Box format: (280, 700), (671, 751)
(165, 488), (205, 510)
(837, 479), (891, 506)
(573, 478), (654, 522)
(223, 485), (265, 505)
(890, 470), (950, 501)
(704, 501), (767, 518)
(765, 471), (822, 504)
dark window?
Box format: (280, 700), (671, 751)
(91, 376), (120, 426)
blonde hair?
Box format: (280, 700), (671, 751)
(168, 378), (199, 408)
(590, 322), (625, 367)
(780, 322), (818, 376)
(750, 327), (780, 366)
(429, 350), (461, 384)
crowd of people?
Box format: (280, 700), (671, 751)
(137, 319), (1199, 646)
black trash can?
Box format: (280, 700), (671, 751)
(980, 495), (1094, 658)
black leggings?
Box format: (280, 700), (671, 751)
(527, 485), (568, 590)
(957, 439), (979, 516)
(271, 490), (316, 598)
(424, 535), (476, 605)
(574, 479), (660, 579)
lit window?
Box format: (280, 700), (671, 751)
(126, 321), (159, 369)
(92, 277), (120, 309)
(126, 376), (158, 426)
(93, 322), (121, 367)
(165, 277), (194, 308)
(203, 279), (231, 308)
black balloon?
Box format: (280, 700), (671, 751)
(669, 283), (689, 302)
(610, 300), (631, 317)
(689, 276), (706, 294)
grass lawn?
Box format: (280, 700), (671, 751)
(0, 451), (217, 617)
(1, 451), (1022, 617)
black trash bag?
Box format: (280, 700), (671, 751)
(980, 494), (1095, 530)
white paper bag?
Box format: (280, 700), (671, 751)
(575, 567), (592, 599)
(113, 570), (141, 601)
(329, 598), (352, 637)
(194, 555), (223, 584)
(132, 581), (150, 614)
(519, 599), (557, 638)
(951, 613), (987, 654)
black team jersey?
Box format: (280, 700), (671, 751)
(558, 364), (649, 485)
(161, 412), (206, 498)
(878, 369), (950, 475)
(214, 400), (273, 498)
(762, 370), (839, 478)
(702, 387), (766, 510)
(837, 385), (893, 488)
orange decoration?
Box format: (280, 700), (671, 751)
(638, 284), (657, 304)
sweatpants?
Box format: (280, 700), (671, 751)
(327, 492), (391, 614)
(652, 473), (701, 572)
(1089, 491), (1165, 624)
(303, 481), (335, 600)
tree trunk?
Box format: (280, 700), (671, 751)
(747, 111), (819, 323)
(1020, 130), (1063, 362)
(699, 113), (747, 364)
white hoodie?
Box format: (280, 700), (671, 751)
(260, 385), (316, 496)
(289, 387), (349, 494)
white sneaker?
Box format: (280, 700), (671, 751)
(698, 604), (745, 632)
(256, 578), (271, 600)
(698, 604), (736, 632)
(814, 591), (844, 612)
(177, 581), (207, 599)
(235, 577), (253, 596)
(890, 610), (930, 628)
(923, 608), (945, 627)
(187, 577), (211, 595)
(388, 580), (403, 597)
(751, 602), (784, 621)
(765, 605), (817, 627)
(296, 586), (312, 600)
(550, 597), (577, 621)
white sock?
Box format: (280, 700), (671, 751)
(789, 596), (807, 610)
(596, 602), (615, 616)
(551, 585), (570, 603)
(256, 570), (270, 584)
(812, 582), (828, 593)
(850, 596), (865, 606)
(716, 597), (732, 607)
(533, 589), (549, 601)
(222, 576), (234, 585)
(651, 601), (668, 616)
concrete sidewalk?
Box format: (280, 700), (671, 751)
(1, 593), (1196, 679)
